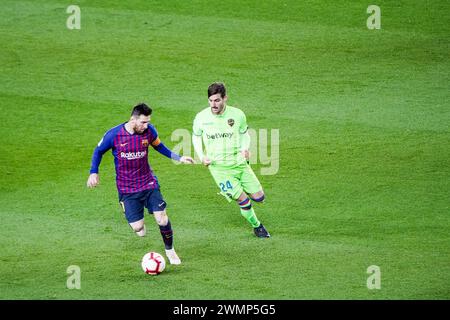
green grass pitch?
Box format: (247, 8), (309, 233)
(0, 0), (449, 299)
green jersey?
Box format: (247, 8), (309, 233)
(193, 106), (248, 167)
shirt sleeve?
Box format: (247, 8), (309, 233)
(239, 111), (249, 134)
(89, 129), (115, 174)
(192, 114), (203, 136)
(153, 142), (181, 161)
(148, 125), (161, 147)
(192, 134), (204, 162)
(240, 130), (251, 151)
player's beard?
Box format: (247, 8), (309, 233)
(211, 104), (224, 114)
(134, 124), (146, 134)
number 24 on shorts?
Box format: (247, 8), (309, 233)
(219, 180), (233, 192)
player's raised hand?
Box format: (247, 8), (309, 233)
(180, 156), (194, 164)
(87, 173), (99, 188)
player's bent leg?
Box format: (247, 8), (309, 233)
(237, 192), (261, 228)
(153, 210), (181, 265)
(241, 164), (265, 203)
(237, 191), (270, 238)
(153, 211), (171, 244)
(120, 192), (145, 236)
(129, 219), (146, 237)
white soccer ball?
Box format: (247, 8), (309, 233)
(141, 252), (166, 275)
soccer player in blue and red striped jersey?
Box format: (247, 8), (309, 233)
(87, 103), (194, 265)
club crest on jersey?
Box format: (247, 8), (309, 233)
(142, 139), (149, 147)
(228, 119), (235, 127)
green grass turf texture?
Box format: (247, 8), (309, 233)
(0, 0), (449, 299)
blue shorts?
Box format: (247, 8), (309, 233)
(118, 188), (167, 223)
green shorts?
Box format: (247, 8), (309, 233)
(208, 162), (262, 201)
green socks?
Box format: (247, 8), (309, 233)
(240, 207), (260, 228)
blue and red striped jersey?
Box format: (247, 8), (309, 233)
(89, 123), (180, 194)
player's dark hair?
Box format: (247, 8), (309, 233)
(208, 82), (226, 98)
(131, 103), (152, 117)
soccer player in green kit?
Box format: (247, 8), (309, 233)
(192, 82), (270, 238)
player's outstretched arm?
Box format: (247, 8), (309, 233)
(152, 141), (194, 164)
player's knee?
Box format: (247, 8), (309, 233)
(237, 192), (248, 203)
(250, 192), (265, 203)
(154, 211), (168, 226)
(134, 225), (146, 237)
